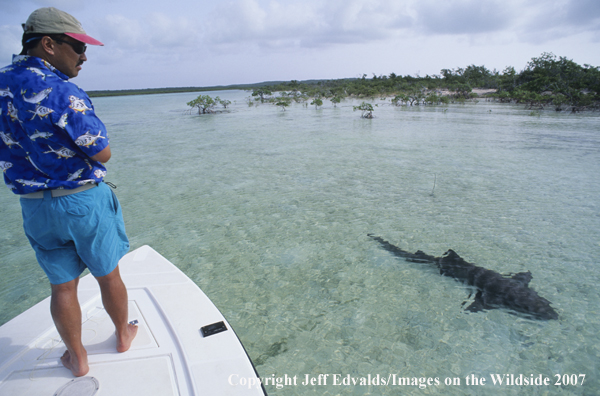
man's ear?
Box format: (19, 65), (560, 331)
(37, 36), (56, 56)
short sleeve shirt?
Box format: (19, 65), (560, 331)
(0, 55), (109, 194)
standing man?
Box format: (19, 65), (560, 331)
(0, 8), (137, 377)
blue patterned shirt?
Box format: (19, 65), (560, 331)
(0, 55), (109, 194)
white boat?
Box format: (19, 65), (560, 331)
(0, 246), (267, 395)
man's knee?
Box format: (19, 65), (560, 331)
(95, 265), (126, 291)
(51, 277), (79, 296)
(96, 264), (121, 281)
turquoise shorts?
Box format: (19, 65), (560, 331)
(20, 183), (130, 285)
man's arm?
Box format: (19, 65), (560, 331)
(90, 145), (111, 163)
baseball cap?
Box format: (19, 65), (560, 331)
(23, 7), (103, 46)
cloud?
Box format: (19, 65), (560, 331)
(0, 25), (23, 62)
(511, 0), (600, 43)
(0, 0), (21, 14)
(204, 0), (313, 46)
(413, 0), (511, 35)
(3, 0), (597, 90)
(203, 0), (414, 50)
(145, 13), (197, 48)
(31, 0), (85, 9)
(564, 0), (600, 26)
(91, 12), (201, 64)
(97, 14), (145, 49)
(315, 0), (413, 44)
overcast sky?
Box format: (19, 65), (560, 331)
(1, 0), (599, 91)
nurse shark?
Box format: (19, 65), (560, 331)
(368, 234), (558, 320)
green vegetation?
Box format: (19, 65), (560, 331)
(251, 88), (272, 103)
(186, 95), (234, 114)
(275, 94), (292, 111)
(90, 53), (599, 113)
(493, 53), (600, 111)
(310, 96), (323, 109)
(217, 97), (231, 109)
(186, 95), (217, 114)
(243, 53), (599, 112)
(353, 102), (375, 118)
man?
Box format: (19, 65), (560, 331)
(0, 8), (137, 377)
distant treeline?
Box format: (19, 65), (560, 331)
(92, 53), (600, 111)
(87, 81), (279, 98)
(257, 53), (599, 111)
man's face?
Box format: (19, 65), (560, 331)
(50, 37), (88, 78)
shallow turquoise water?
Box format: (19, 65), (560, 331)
(1, 91), (599, 395)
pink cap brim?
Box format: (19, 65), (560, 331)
(65, 32), (104, 46)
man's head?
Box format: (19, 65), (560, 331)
(21, 7), (103, 78)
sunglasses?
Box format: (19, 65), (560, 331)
(54, 38), (87, 55)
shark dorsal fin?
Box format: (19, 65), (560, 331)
(510, 271), (532, 286)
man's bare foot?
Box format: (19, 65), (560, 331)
(116, 322), (138, 353)
(60, 350), (89, 377)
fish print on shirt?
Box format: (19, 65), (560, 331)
(12, 55), (28, 64)
(16, 179), (48, 188)
(25, 155), (49, 176)
(77, 179), (96, 185)
(29, 130), (53, 141)
(75, 130), (105, 147)
(55, 113), (68, 129)
(1, 55), (110, 194)
(0, 132), (22, 149)
(0, 161), (13, 173)
(43, 145), (76, 159)
(0, 87), (13, 99)
(68, 95), (91, 114)
(28, 104), (54, 120)
(67, 168), (84, 181)
(23, 87), (52, 104)
(7, 102), (19, 123)
(26, 67), (47, 80)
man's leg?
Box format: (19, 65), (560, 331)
(50, 277), (89, 377)
(95, 265), (138, 352)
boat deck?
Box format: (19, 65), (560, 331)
(0, 246), (266, 395)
